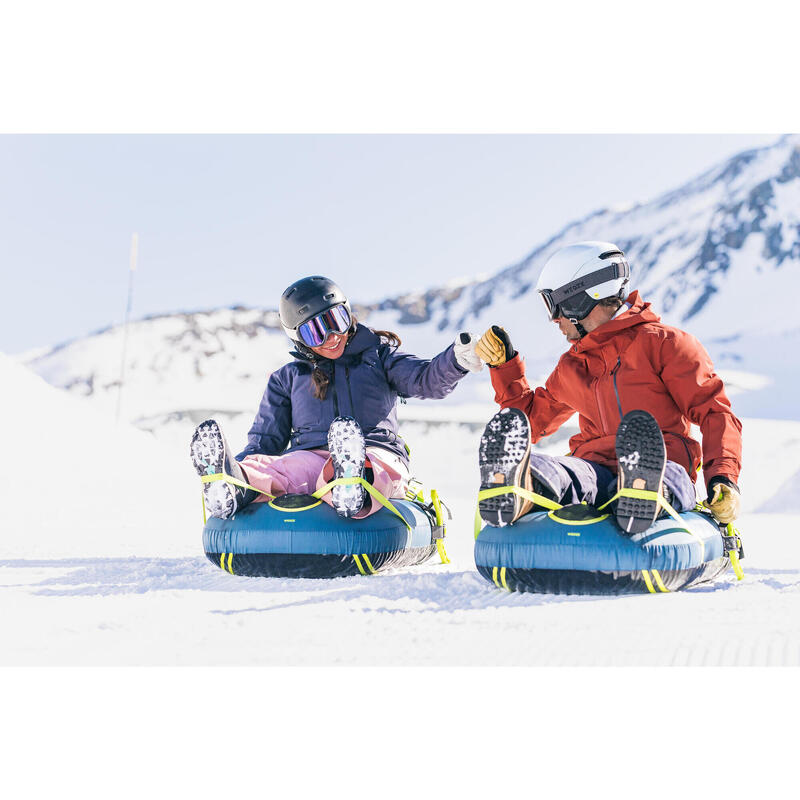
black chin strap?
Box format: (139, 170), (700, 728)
(570, 319), (589, 338)
(295, 341), (320, 363)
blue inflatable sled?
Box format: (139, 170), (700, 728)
(474, 499), (744, 595)
(202, 482), (450, 578)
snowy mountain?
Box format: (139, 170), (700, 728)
(21, 134), (800, 431)
(376, 136), (800, 339)
(365, 134), (800, 415)
(22, 307), (291, 437)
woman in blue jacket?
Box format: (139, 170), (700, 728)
(191, 276), (481, 520)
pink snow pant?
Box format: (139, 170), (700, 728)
(239, 447), (410, 519)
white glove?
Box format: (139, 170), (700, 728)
(454, 332), (484, 373)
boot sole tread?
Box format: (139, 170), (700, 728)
(327, 417), (367, 517)
(615, 410), (667, 535)
(478, 408), (532, 527)
(190, 420), (237, 519)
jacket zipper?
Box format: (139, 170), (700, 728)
(593, 355), (610, 434)
(594, 355), (623, 434)
(611, 356), (623, 421)
(606, 353), (695, 470)
(331, 363), (340, 417)
(345, 366), (356, 416)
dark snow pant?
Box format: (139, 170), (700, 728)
(528, 453), (697, 512)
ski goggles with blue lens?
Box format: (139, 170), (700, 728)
(297, 304), (352, 347)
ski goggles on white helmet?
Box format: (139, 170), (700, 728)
(539, 260), (630, 321)
(297, 304), (352, 347)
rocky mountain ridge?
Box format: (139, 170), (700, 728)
(23, 134), (800, 427)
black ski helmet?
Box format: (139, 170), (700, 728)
(279, 276), (352, 343)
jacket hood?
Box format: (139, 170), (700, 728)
(570, 291), (660, 353)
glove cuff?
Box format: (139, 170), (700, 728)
(707, 475), (740, 496)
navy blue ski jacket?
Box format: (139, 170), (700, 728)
(236, 324), (468, 465)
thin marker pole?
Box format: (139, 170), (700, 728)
(116, 233), (138, 423)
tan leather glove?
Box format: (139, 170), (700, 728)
(475, 326), (514, 367)
(703, 481), (741, 524)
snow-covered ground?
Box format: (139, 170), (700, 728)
(2, 353), (799, 666)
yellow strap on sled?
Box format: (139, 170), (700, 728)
(475, 483), (744, 583)
(199, 472), (275, 524)
(598, 488), (706, 559)
(200, 473), (412, 534)
(431, 489), (450, 564)
(474, 485), (563, 539)
(640, 570), (656, 593)
(312, 477), (412, 532)
(201, 472), (451, 565)
(312, 479), (452, 564)
(353, 554), (377, 575)
(726, 522), (745, 580)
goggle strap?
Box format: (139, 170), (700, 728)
(548, 260), (629, 306)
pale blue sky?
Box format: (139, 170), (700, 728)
(1, 134), (778, 354)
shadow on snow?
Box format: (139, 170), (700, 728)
(1, 557), (792, 612)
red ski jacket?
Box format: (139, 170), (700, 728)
(489, 291), (742, 486)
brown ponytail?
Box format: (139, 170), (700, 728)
(371, 329), (402, 348)
(311, 367), (330, 400)
(349, 314), (401, 349)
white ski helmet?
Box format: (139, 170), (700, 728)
(536, 241), (630, 323)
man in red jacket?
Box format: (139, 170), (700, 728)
(475, 241), (743, 534)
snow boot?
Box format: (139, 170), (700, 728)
(190, 419), (257, 519)
(478, 407), (534, 527)
(327, 416), (367, 518)
(614, 409), (667, 535)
